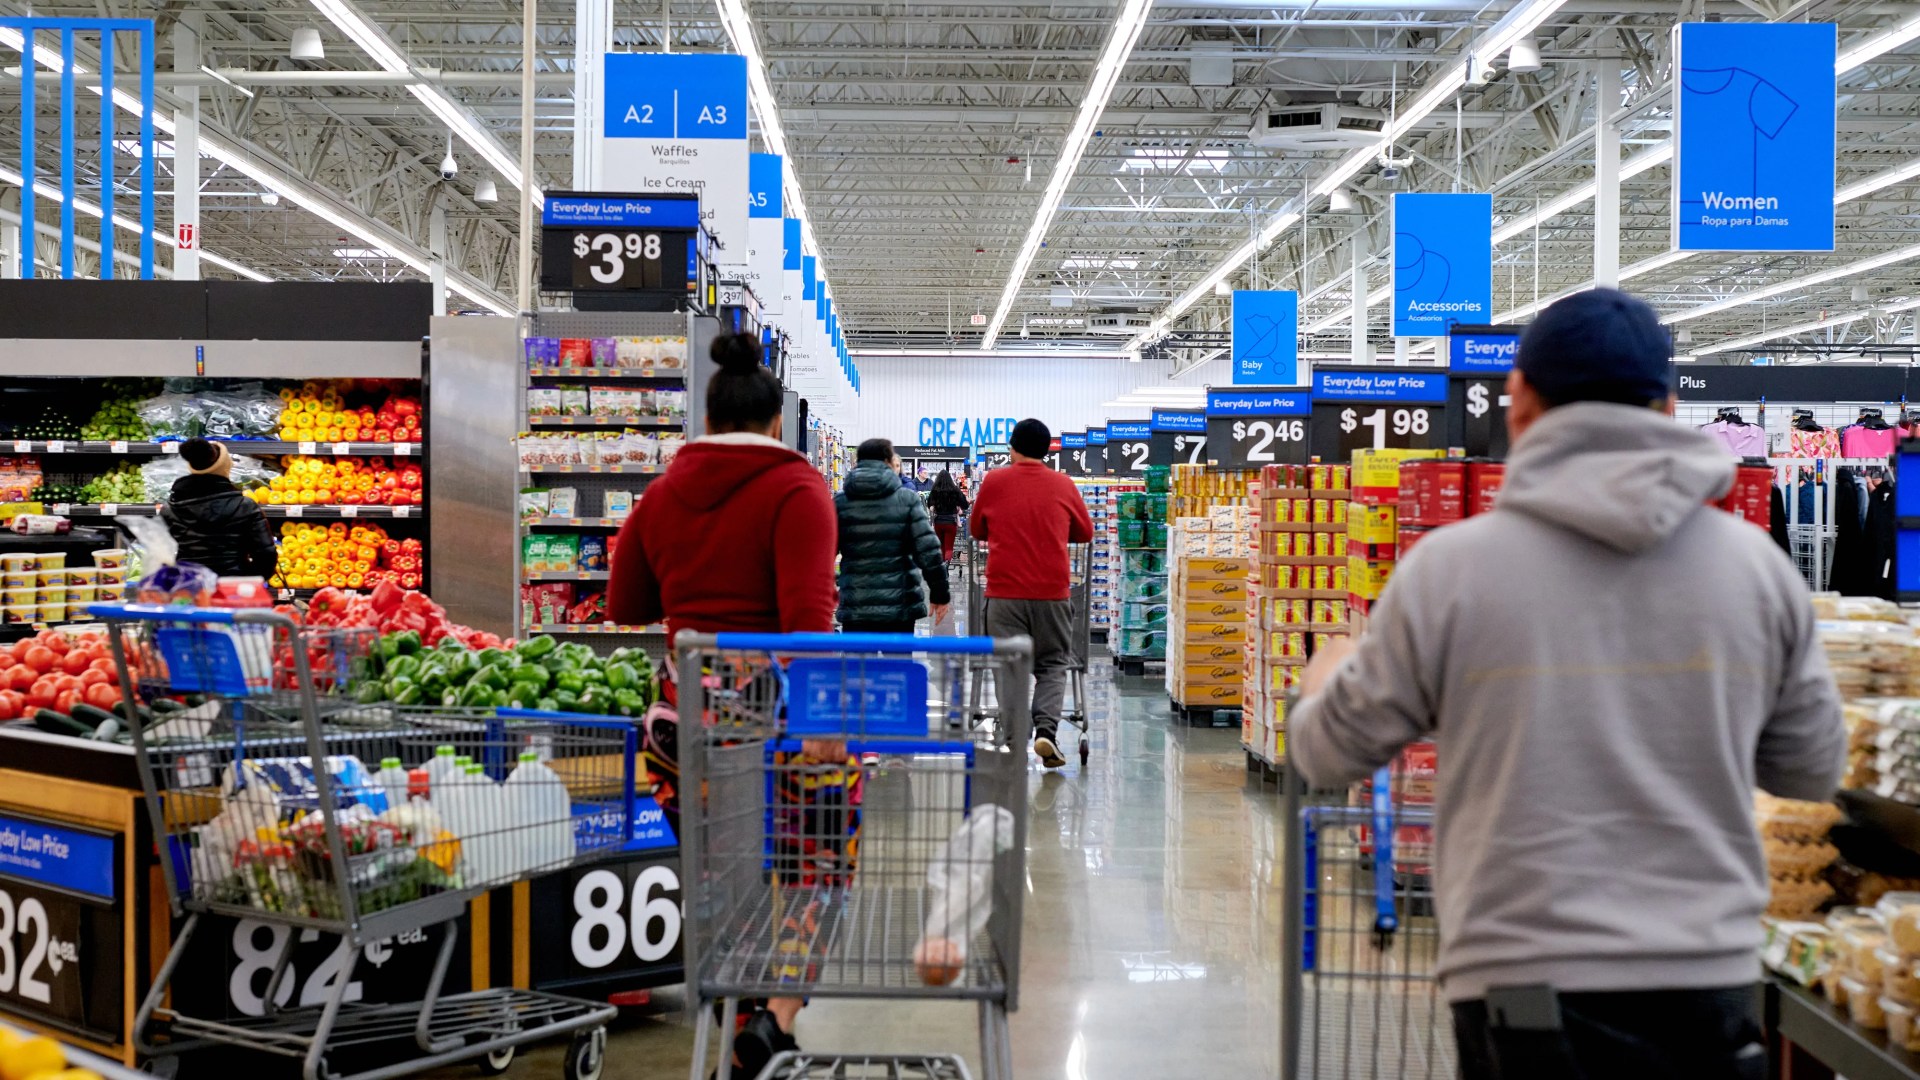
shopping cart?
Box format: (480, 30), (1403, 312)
(1281, 745), (1453, 1080)
(96, 604), (630, 1080)
(675, 632), (1031, 1080)
(960, 539), (1093, 766)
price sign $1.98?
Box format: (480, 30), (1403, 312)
(570, 231), (667, 287)
(1312, 403), (1441, 455)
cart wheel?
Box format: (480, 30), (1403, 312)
(478, 1043), (515, 1075)
(564, 1027), (606, 1080)
(1079, 740), (1090, 766)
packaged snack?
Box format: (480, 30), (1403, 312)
(605, 491), (634, 519)
(521, 583), (573, 624)
(522, 534), (551, 572)
(614, 337), (651, 367)
(1885, 948), (1920, 1005)
(1892, 996), (1920, 1052)
(1841, 925), (1890, 981)
(655, 390), (686, 422)
(578, 537), (609, 572)
(558, 339), (592, 367)
(518, 489), (551, 523)
(548, 487), (579, 518)
(656, 435), (685, 465)
(528, 389), (563, 417)
(1881, 893), (1920, 953)
(561, 387), (591, 417)
(542, 534), (580, 572)
(655, 336), (688, 367)
(590, 338), (617, 366)
(524, 337), (561, 366)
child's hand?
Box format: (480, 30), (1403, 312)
(800, 738), (847, 763)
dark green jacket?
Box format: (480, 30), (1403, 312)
(834, 461), (951, 625)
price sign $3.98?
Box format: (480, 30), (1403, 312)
(571, 231), (666, 287)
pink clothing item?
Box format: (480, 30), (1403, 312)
(1787, 426), (1841, 460)
(1699, 420), (1766, 458)
(1840, 424), (1898, 459)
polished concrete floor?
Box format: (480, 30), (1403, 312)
(428, 661), (1288, 1079)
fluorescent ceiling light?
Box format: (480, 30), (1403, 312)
(1060, 256), (1140, 271)
(200, 65), (255, 99)
(1664, 241), (1920, 326)
(1694, 296), (1920, 356)
(982, 0), (1154, 349)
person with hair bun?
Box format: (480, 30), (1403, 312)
(160, 437), (278, 578)
(608, 332), (843, 1077)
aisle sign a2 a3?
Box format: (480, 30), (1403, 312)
(1106, 422), (1152, 475)
(1149, 410), (1207, 468)
(598, 52), (750, 266)
(1309, 370), (1447, 458)
(1206, 390), (1310, 469)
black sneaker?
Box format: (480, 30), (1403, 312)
(712, 1008), (796, 1080)
(1033, 735), (1066, 769)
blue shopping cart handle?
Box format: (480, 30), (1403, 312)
(87, 602), (287, 625)
(711, 632), (997, 655)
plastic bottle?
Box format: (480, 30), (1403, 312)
(463, 763), (505, 885)
(374, 757), (410, 812)
(422, 745), (460, 797)
(434, 762), (475, 886)
(914, 804), (1015, 986)
(506, 750), (572, 876)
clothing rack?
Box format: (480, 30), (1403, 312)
(1677, 402), (1907, 458)
(1769, 457), (1895, 593)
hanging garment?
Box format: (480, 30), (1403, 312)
(1831, 468), (1868, 596)
(1770, 484), (1791, 555)
(1793, 476), (1826, 526)
(1699, 420), (1767, 458)
(1840, 424), (1899, 459)
(1866, 479), (1899, 600)
(1788, 426), (1842, 459)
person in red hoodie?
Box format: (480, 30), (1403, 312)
(608, 332), (838, 1077)
(969, 418), (1094, 768)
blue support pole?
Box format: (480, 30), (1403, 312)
(18, 26), (34, 280)
(98, 30), (114, 278)
(138, 22), (154, 279)
(59, 28), (75, 279)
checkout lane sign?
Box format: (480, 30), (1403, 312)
(600, 52), (751, 268)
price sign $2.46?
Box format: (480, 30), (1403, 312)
(1231, 419), (1305, 462)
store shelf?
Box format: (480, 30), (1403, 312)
(525, 464), (665, 475)
(524, 622), (664, 634)
(524, 516), (628, 529)
(526, 416), (683, 429)
(526, 366), (686, 381)
(3, 439), (420, 456)
(525, 570), (611, 582)
(52, 502), (422, 519)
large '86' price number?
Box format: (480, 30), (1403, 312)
(572, 865), (681, 968)
(572, 232), (665, 285)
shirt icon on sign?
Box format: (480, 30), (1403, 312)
(1678, 66), (1798, 225)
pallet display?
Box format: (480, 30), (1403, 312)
(515, 314), (694, 641)
(1115, 475), (1170, 675)
(1245, 463), (1355, 768)
(1076, 479), (1134, 643)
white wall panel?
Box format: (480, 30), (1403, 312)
(842, 354), (1208, 446)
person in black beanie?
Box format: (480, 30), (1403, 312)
(968, 417), (1093, 767)
(160, 438), (279, 578)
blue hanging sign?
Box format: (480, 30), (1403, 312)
(748, 153), (783, 218)
(0, 812), (116, 902)
(1392, 192), (1493, 337)
(600, 53), (751, 262)
(1061, 433), (1088, 448)
(1108, 421), (1152, 439)
(802, 255), (818, 301)
(1150, 410), (1207, 433)
(1448, 329), (1520, 374)
(1312, 370), (1449, 403)
(542, 195), (701, 229)
(1674, 22), (1836, 252)
(782, 219), (802, 271)
(1087, 426), (1108, 445)
(1230, 290), (1301, 385)
(1206, 390), (1311, 416)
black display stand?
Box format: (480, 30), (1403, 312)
(1770, 977), (1920, 1080)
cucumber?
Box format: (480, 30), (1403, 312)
(72, 702), (118, 728)
(110, 700), (155, 727)
(32, 708), (94, 738)
(151, 698), (186, 715)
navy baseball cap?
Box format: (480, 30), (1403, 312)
(1516, 288), (1674, 406)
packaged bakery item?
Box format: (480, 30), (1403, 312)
(1887, 949), (1920, 1005)
(605, 491), (634, 519)
(1880, 892), (1920, 954)
(1849, 979), (1889, 1029)
(548, 487), (579, 518)
(578, 536), (608, 572)
(1892, 997), (1920, 1051)
(1840, 924), (1891, 981)
(518, 489), (551, 523)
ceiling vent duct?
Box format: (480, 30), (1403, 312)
(1086, 312), (1154, 335)
(1249, 103), (1387, 151)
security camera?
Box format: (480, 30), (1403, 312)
(1376, 148), (1409, 182)
(1379, 164), (1401, 181)
(439, 149), (459, 182)
(1467, 55), (1497, 86)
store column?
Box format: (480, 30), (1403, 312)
(429, 195), (447, 315)
(170, 13), (201, 280)
(1593, 60), (1621, 288)
(570, 0), (613, 189)
(1, 189), (18, 279)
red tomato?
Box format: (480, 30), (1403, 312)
(78, 669), (112, 689)
(51, 674), (82, 695)
(21, 646), (57, 674)
(0, 694), (16, 721)
(83, 683), (119, 710)
(37, 632), (69, 656)
(52, 689), (79, 716)
(58, 651), (90, 676)
(88, 658), (116, 675)
(5, 666), (34, 692)
(25, 682), (55, 710)
(0, 689), (23, 716)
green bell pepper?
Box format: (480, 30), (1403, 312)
(605, 661), (639, 692)
(553, 671), (587, 696)
(379, 630), (422, 661)
(470, 664), (510, 692)
(576, 686), (611, 714)
(606, 646), (638, 665)
(577, 666), (607, 687)
(417, 663), (450, 696)
(354, 681), (387, 705)
(475, 647), (513, 670)
(552, 688), (581, 712)
(508, 663), (551, 690)
(383, 654), (424, 682)
(438, 635), (468, 652)
(514, 634), (559, 660)
(390, 681), (425, 707)
(536, 696), (560, 712)
(457, 680), (497, 708)
(612, 688), (645, 717)
(506, 682), (538, 708)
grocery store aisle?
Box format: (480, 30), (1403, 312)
(440, 662), (1283, 1079)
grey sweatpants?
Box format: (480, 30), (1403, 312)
(985, 597), (1073, 742)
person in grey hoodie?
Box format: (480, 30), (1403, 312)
(1290, 288), (1845, 1078)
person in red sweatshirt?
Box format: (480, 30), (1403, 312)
(608, 332), (838, 1077)
(969, 417), (1094, 768)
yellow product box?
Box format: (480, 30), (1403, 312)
(1269, 629), (1308, 658)
(1312, 631), (1348, 653)
(1308, 464), (1348, 491)
(1334, 498), (1349, 524)
(1349, 558), (1395, 600)
(1185, 621), (1246, 644)
(1293, 498), (1313, 523)
(1182, 663), (1244, 685)
(1311, 565), (1331, 591)
(1311, 598), (1349, 624)
(1264, 498), (1291, 524)
(1348, 504), (1398, 544)
(1313, 531), (1334, 558)
(1181, 557), (1249, 580)
(1351, 447), (1445, 505)
(1334, 564), (1349, 591)
(1185, 599), (1244, 622)
(1179, 683), (1243, 707)
(1189, 577), (1247, 601)
(1183, 641), (1243, 664)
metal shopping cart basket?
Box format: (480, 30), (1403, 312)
(961, 541), (1094, 766)
(1281, 745), (1454, 1080)
(676, 632), (1032, 1080)
(96, 604), (632, 1080)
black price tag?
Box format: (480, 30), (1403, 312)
(1208, 415), (1309, 468)
(1454, 377), (1511, 459)
(565, 230), (691, 291)
(1147, 412), (1206, 468)
(1108, 438), (1150, 475)
(0, 814), (122, 1039)
(529, 853), (684, 991)
(174, 916), (463, 1021)
(1309, 402), (1444, 458)
(982, 451), (1011, 470)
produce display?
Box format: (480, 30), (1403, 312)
(77, 379), (161, 441)
(78, 463), (144, 504)
(351, 631), (657, 716)
(273, 524), (423, 591)
(252, 457), (423, 506)
(0, 1024), (107, 1079)
(274, 381), (423, 443)
(0, 627), (135, 737)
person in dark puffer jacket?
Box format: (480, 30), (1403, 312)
(161, 438), (279, 578)
(835, 438), (951, 633)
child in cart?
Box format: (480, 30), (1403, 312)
(609, 331), (859, 1077)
